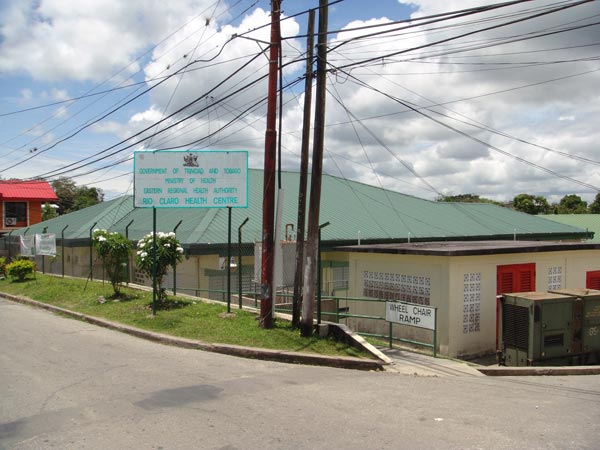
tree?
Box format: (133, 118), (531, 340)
(512, 194), (550, 215)
(41, 202), (58, 221)
(93, 229), (130, 296)
(135, 232), (184, 302)
(554, 194), (588, 214)
(589, 193), (600, 214)
(437, 194), (506, 207)
(51, 177), (104, 215)
(72, 186), (104, 211)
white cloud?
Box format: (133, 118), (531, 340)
(3, 0), (599, 205)
(0, 0), (226, 82)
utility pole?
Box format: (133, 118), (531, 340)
(300, 0), (328, 337)
(292, 8), (315, 329)
(259, 0), (281, 329)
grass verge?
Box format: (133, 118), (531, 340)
(0, 274), (370, 359)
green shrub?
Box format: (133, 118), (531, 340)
(6, 259), (35, 281)
(0, 256), (6, 277)
(135, 232), (184, 302)
(93, 229), (131, 296)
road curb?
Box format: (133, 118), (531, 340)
(478, 365), (600, 376)
(0, 293), (385, 371)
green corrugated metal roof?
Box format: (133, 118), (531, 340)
(539, 214), (600, 242)
(8, 196), (134, 239)
(9, 170), (589, 244)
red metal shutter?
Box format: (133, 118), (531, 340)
(498, 270), (514, 295)
(497, 263), (536, 295)
(586, 270), (600, 290)
(496, 263), (536, 349)
(517, 265), (535, 292)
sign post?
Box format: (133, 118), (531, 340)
(386, 301), (437, 357)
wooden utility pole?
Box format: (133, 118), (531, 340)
(259, 0), (281, 329)
(292, 8), (315, 329)
(300, 0), (328, 337)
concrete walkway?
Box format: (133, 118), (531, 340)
(377, 346), (486, 377)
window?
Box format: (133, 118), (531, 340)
(586, 270), (600, 290)
(4, 201), (27, 227)
(332, 265), (349, 291)
(463, 272), (481, 334)
(497, 263), (536, 295)
(548, 266), (563, 290)
(496, 263), (536, 348)
(363, 271), (431, 305)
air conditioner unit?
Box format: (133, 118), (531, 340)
(5, 217), (17, 226)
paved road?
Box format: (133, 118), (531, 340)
(2, 298), (600, 450)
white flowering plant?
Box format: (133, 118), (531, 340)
(135, 231), (184, 302)
(92, 229), (131, 296)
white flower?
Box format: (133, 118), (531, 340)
(97, 236), (107, 242)
(164, 243), (170, 247)
(176, 247), (184, 253)
(168, 232), (176, 237)
(140, 252), (148, 258)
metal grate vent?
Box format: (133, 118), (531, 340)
(502, 303), (529, 350)
(544, 334), (564, 347)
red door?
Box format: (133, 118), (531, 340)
(496, 263), (536, 348)
(586, 270), (600, 290)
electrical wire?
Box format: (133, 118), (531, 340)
(339, 69), (600, 192)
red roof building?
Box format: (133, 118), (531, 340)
(0, 180), (58, 232)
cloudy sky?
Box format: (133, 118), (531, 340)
(0, 0), (599, 204)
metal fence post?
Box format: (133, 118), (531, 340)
(433, 307), (438, 358)
(88, 222), (97, 280)
(125, 219), (134, 284)
(238, 217), (249, 309)
(7, 230), (14, 261)
(317, 222), (330, 325)
(173, 219), (182, 296)
(61, 225), (69, 277)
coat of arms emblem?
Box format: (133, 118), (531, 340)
(183, 152), (199, 167)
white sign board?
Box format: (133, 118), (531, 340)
(35, 233), (56, 256)
(386, 301), (436, 330)
(134, 150), (248, 208)
(20, 235), (35, 257)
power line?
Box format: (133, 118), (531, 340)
(0, 0), (259, 160)
(332, 0), (595, 73)
(340, 69), (600, 192)
(26, 50), (281, 180)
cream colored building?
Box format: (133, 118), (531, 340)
(340, 241), (600, 358)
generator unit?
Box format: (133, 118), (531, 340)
(549, 288), (600, 365)
(498, 292), (580, 367)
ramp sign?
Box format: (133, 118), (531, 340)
(386, 301), (436, 330)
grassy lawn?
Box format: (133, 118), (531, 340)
(0, 274), (370, 359)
